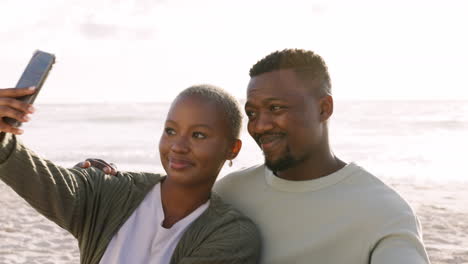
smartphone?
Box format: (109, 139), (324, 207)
(3, 50), (56, 127)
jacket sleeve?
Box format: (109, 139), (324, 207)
(177, 219), (261, 264)
(0, 133), (92, 238)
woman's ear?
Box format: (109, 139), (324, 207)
(228, 139), (242, 160)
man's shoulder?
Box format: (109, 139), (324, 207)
(215, 164), (265, 190)
(340, 164), (422, 241)
(346, 163), (415, 216)
(224, 163), (265, 179)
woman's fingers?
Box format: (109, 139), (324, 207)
(0, 105), (31, 122)
(0, 87), (36, 134)
(0, 87), (36, 113)
(0, 97), (35, 113)
(0, 120), (24, 134)
(0, 87), (36, 97)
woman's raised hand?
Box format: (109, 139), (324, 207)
(0, 87), (36, 134)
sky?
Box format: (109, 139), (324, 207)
(1, 0), (468, 103)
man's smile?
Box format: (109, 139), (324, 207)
(258, 133), (285, 153)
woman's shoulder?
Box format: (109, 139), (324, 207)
(173, 192), (261, 263)
(189, 192), (261, 242)
(208, 192), (253, 221)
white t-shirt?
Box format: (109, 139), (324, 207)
(214, 162), (430, 264)
(100, 183), (209, 264)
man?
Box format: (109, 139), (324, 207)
(81, 49), (430, 263)
(213, 49), (430, 263)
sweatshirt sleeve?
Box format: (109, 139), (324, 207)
(370, 213), (430, 264)
(0, 132), (90, 237)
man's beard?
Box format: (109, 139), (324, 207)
(264, 149), (306, 172)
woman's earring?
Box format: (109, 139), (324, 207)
(228, 160), (233, 167)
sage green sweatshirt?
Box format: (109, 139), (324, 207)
(0, 133), (261, 264)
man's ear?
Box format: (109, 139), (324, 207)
(228, 139), (242, 160)
(319, 95), (333, 122)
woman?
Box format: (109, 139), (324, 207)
(0, 85), (261, 264)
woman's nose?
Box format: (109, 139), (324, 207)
(170, 136), (190, 153)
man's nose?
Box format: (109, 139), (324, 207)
(250, 112), (274, 134)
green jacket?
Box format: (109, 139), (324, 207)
(0, 133), (261, 264)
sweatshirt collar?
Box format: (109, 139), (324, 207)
(265, 162), (359, 192)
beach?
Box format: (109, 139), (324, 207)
(1, 177), (467, 263)
(392, 180), (468, 263)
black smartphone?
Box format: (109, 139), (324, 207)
(3, 50), (56, 127)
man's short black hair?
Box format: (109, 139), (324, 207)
(249, 49), (332, 96)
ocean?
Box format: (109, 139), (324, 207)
(18, 100), (468, 182)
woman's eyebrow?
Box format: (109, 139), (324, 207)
(166, 120), (213, 130)
(190, 124), (213, 130)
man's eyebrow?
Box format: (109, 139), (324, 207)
(264, 97), (284, 102)
(245, 97), (284, 108)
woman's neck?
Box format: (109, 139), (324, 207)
(159, 178), (212, 228)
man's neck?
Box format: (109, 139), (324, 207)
(275, 151), (346, 181)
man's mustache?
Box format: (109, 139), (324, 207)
(254, 132), (286, 144)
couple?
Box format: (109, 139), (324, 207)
(0, 49), (430, 263)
